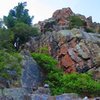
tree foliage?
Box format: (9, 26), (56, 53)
(31, 53), (59, 73)
(0, 29), (15, 52)
(3, 2), (33, 28)
(12, 22), (39, 49)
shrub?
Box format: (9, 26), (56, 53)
(31, 53), (58, 73)
(61, 73), (100, 96)
(12, 22), (39, 49)
(69, 15), (85, 29)
(0, 50), (22, 81)
(31, 53), (63, 95)
(31, 53), (100, 96)
(0, 29), (15, 52)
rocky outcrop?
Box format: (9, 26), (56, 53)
(24, 7), (100, 74)
(50, 29), (100, 73)
(21, 50), (43, 92)
(52, 7), (73, 26)
(35, 7), (100, 33)
(31, 7), (100, 73)
(88, 67), (100, 81)
(25, 28), (100, 73)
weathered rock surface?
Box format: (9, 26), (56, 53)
(52, 7), (73, 26)
(0, 88), (27, 100)
(0, 88), (99, 100)
(31, 7), (100, 73)
(21, 50), (43, 92)
(25, 28), (100, 73)
(0, 88), (82, 100)
(35, 7), (100, 34)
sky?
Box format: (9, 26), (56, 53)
(0, 0), (100, 24)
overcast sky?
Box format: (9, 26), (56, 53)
(0, 0), (100, 24)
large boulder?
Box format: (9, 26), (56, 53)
(21, 50), (43, 92)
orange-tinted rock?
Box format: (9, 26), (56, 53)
(53, 7), (73, 26)
(26, 7), (100, 73)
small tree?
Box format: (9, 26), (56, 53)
(12, 22), (39, 49)
(4, 2), (33, 28)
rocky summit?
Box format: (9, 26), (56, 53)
(29, 7), (100, 74)
(35, 7), (100, 33)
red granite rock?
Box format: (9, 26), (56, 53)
(52, 7), (73, 26)
(26, 8), (100, 73)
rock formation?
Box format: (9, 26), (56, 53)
(0, 7), (100, 99)
(52, 7), (73, 26)
(26, 28), (100, 73)
(35, 7), (100, 33)
(29, 7), (100, 73)
(21, 50), (43, 92)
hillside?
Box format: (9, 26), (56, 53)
(0, 3), (100, 100)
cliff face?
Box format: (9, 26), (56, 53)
(26, 7), (100, 73)
(26, 29), (100, 73)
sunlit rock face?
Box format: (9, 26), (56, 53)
(25, 28), (100, 73)
(28, 7), (100, 73)
(48, 29), (100, 73)
(52, 7), (74, 26)
(21, 50), (43, 92)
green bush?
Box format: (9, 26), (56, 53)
(31, 53), (58, 73)
(47, 73), (100, 96)
(61, 73), (100, 96)
(69, 15), (85, 29)
(12, 22), (39, 47)
(0, 29), (15, 52)
(0, 50), (22, 80)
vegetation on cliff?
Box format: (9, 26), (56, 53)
(32, 53), (100, 96)
(69, 15), (85, 29)
(0, 50), (22, 85)
(0, 1), (100, 98)
(0, 2), (37, 86)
